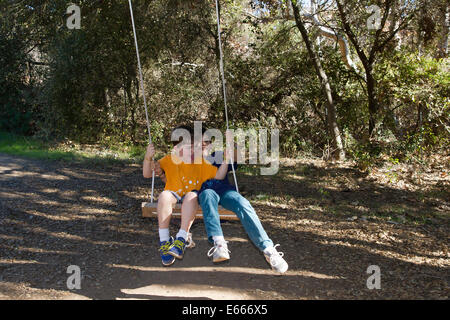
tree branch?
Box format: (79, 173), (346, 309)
(369, 0), (393, 62)
(335, 0), (369, 69)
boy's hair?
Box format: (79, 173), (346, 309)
(201, 126), (212, 143)
(171, 125), (194, 146)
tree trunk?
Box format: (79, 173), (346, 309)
(214, 34), (224, 124)
(291, 0), (345, 160)
(132, 79), (140, 144)
(366, 70), (378, 137)
(121, 81), (127, 141)
(438, 4), (449, 58)
(125, 79), (134, 143)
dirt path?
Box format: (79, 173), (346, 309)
(0, 153), (448, 300)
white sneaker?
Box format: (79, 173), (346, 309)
(207, 241), (231, 263)
(264, 244), (288, 273)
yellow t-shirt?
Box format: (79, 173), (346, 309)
(159, 154), (217, 198)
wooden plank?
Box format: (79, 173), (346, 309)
(141, 202), (239, 221)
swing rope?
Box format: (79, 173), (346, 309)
(128, 0), (155, 203)
(129, 0), (239, 200)
(214, 0), (239, 193)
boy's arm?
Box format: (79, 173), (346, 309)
(213, 141), (239, 180)
(143, 145), (167, 184)
(143, 144), (155, 178)
(155, 161), (167, 184)
(160, 172), (167, 184)
(214, 162), (229, 180)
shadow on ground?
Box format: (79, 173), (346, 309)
(0, 154), (448, 300)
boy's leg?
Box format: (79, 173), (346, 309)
(180, 191), (199, 233)
(169, 191), (198, 259)
(199, 189), (230, 263)
(199, 189), (223, 243)
(156, 190), (177, 266)
(157, 190), (177, 230)
(219, 190), (273, 251)
(219, 190), (288, 273)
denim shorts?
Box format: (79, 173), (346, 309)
(169, 190), (198, 204)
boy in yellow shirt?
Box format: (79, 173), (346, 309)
(143, 125), (228, 266)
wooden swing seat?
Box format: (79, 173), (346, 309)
(142, 202), (239, 221)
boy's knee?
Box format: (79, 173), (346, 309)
(231, 195), (255, 216)
(158, 190), (175, 203)
(186, 191), (198, 198)
(184, 191), (198, 201)
(199, 189), (219, 204)
(227, 192), (250, 207)
(239, 197), (251, 208)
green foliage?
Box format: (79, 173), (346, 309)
(0, 18), (33, 134)
(0, 0), (448, 164)
(0, 131), (78, 161)
(0, 131), (147, 164)
(376, 52), (449, 161)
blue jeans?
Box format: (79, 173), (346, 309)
(199, 189), (273, 251)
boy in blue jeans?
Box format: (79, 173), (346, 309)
(199, 135), (288, 274)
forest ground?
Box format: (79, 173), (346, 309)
(0, 152), (448, 300)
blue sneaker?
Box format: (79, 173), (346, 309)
(168, 237), (187, 259)
(159, 237), (175, 266)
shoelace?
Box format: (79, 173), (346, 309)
(207, 241), (230, 257)
(159, 241), (172, 254)
(173, 239), (185, 250)
(268, 244), (285, 267)
(160, 234), (195, 253)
